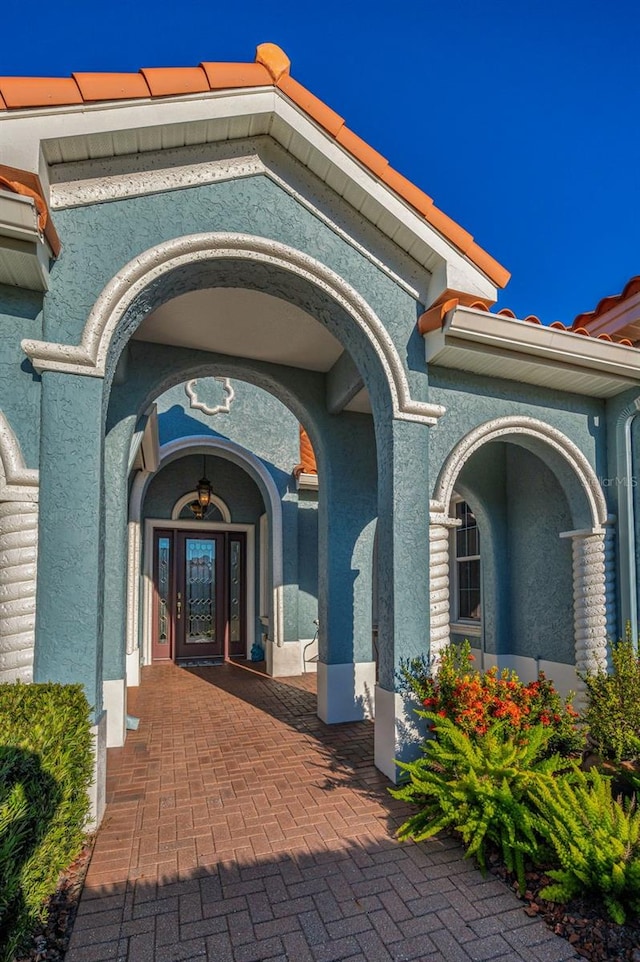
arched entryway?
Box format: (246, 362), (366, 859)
(429, 416), (611, 689)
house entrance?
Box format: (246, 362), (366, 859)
(152, 528), (246, 664)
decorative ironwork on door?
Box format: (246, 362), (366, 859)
(185, 538), (216, 643)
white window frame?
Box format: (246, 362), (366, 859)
(449, 495), (482, 637)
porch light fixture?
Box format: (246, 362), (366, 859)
(197, 469), (212, 508)
(189, 455), (212, 520)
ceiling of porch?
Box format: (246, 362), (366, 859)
(133, 286), (372, 413)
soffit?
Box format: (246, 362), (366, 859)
(425, 305), (640, 398)
(134, 287), (344, 373)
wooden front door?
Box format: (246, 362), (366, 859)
(151, 529), (247, 663)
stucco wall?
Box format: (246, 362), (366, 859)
(505, 446), (574, 664)
(428, 366), (607, 487)
(452, 441), (575, 666)
(44, 174), (424, 402)
(0, 284), (43, 467)
(145, 378), (320, 647)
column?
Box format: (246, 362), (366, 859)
(34, 371), (106, 823)
(374, 418), (432, 781)
(561, 528), (608, 675)
(316, 412), (378, 724)
(0, 500), (38, 682)
(604, 520), (617, 648)
(428, 503), (460, 661)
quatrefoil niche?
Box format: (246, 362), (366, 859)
(185, 378), (235, 416)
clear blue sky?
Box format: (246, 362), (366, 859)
(3, 0), (638, 323)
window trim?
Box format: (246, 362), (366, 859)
(449, 495), (482, 637)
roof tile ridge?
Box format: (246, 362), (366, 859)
(573, 275), (640, 329)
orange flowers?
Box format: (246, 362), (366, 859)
(413, 640), (585, 756)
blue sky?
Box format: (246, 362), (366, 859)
(3, 0), (638, 323)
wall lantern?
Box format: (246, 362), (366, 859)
(189, 455), (212, 520)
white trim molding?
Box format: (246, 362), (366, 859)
(21, 233), (445, 426)
(185, 377), (235, 417)
(428, 501), (461, 660)
(128, 434), (284, 649)
(425, 304), (640, 399)
(0, 500), (38, 682)
(0, 411), (39, 502)
(560, 527), (609, 676)
(142, 518), (255, 666)
(432, 416), (608, 530)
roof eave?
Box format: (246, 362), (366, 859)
(424, 305), (640, 398)
(0, 80), (506, 300)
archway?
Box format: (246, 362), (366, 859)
(429, 416), (611, 684)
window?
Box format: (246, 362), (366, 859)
(452, 499), (481, 628)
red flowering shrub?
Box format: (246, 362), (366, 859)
(398, 640), (584, 757)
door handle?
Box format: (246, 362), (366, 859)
(176, 593), (182, 619)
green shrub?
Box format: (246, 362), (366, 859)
(398, 641), (584, 757)
(531, 766), (640, 924)
(390, 714), (566, 894)
(0, 683), (93, 961)
(582, 629), (640, 764)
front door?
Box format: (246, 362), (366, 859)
(151, 528), (247, 663)
(176, 532), (225, 661)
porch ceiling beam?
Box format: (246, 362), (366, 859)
(326, 351), (364, 415)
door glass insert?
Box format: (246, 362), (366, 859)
(186, 538), (216, 643)
(229, 539), (241, 644)
(157, 536), (171, 645)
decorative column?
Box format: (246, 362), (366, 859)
(125, 520), (141, 669)
(561, 528), (608, 675)
(603, 519), (617, 648)
(428, 503), (460, 661)
(0, 501), (38, 682)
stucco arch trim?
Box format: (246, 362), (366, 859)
(128, 434), (284, 649)
(0, 412), (39, 502)
(21, 233), (445, 425)
(432, 415), (608, 530)
(171, 491), (231, 523)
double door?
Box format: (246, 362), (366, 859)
(152, 529), (246, 663)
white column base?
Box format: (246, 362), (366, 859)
(374, 685), (423, 783)
(317, 661), (376, 723)
(88, 711), (107, 828)
(265, 639), (304, 676)
(126, 647), (141, 687)
(103, 678), (126, 748)
(470, 649), (579, 697)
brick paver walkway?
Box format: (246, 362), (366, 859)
(67, 663), (578, 962)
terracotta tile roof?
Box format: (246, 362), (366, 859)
(0, 164), (61, 256)
(418, 298), (635, 347)
(0, 43), (509, 289)
(294, 426), (317, 478)
(572, 276), (640, 331)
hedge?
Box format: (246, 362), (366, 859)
(0, 683), (93, 961)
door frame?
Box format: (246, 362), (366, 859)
(142, 518), (255, 665)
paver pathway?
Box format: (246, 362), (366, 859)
(67, 663), (578, 962)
